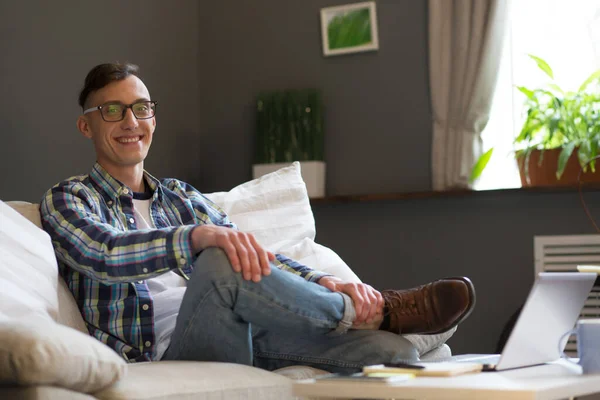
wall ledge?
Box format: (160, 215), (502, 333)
(310, 184), (600, 205)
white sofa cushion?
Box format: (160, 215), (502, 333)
(5, 201), (89, 334)
(0, 318), (126, 393)
(96, 361), (293, 400)
(205, 162), (358, 281)
(0, 200), (58, 321)
(57, 277), (89, 334)
(404, 328), (456, 357)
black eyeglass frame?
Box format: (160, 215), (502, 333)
(83, 100), (158, 122)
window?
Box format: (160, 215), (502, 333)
(474, 0), (600, 191)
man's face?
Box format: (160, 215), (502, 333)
(78, 75), (156, 172)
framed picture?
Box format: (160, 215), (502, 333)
(320, 1), (379, 56)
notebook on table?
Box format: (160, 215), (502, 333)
(363, 362), (483, 377)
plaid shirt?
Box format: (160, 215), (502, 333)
(41, 163), (327, 363)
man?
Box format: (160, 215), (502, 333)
(41, 63), (475, 372)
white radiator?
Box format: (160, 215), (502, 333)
(534, 234), (600, 356)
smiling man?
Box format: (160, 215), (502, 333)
(40, 63), (476, 371)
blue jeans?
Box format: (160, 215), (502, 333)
(162, 248), (418, 373)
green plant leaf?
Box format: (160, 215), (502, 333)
(578, 69), (600, 93)
(538, 149), (545, 167)
(469, 148), (494, 183)
(548, 83), (564, 94)
(518, 149), (534, 185)
(557, 142), (577, 179)
(528, 54), (554, 79)
(517, 86), (535, 99)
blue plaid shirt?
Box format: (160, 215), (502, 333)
(41, 163), (327, 362)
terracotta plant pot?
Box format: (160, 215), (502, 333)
(517, 148), (600, 187)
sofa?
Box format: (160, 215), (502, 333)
(0, 162), (454, 399)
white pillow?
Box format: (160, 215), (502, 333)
(0, 318), (126, 393)
(205, 162), (361, 281)
(5, 201), (89, 333)
(403, 327), (457, 358)
(205, 162), (315, 249)
(274, 238), (361, 283)
(0, 200), (59, 321)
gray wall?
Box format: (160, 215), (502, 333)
(2, 0), (597, 356)
(195, 0), (600, 356)
(0, 0), (200, 202)
(313, 190), (600, 354)
(197, 0), (432, 194)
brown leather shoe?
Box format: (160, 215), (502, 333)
(381, 277), (475, 335)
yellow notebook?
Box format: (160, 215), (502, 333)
(577, 265), (600, 274)
(363, 362), (483, 377)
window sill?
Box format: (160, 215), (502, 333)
(309, 184), (600, 205)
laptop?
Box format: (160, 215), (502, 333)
(455, 272), (596, 371)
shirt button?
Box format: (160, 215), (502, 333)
(129, 217), (135, 224)
(123, 188), (130, 195)
(142, 268), (148, 273)
(145, 341), (152, 347)
(179, 258), (186, 265)
(142, 304), (149, 311)
(107, 200), (113, 206)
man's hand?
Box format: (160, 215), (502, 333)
(318, 276), (384, 325)
(191, 225), (275, 282)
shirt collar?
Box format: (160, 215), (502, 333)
(89, 162), (163, 203)
(142, 170), (162, 201)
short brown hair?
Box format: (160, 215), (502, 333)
(78, 62), (140, 109)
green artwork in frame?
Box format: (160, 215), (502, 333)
(320, 1), (379, 56)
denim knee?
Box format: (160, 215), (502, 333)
(191, 247), (238, 281)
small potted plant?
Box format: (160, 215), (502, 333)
(253, 89), (326, 197)
(471, 55), (600, 186)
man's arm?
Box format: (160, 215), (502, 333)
(41, 182), (196, 284)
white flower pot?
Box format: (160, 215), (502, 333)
(252, 161), (326, 198)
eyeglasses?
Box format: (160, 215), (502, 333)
(83, 101), (157, 122)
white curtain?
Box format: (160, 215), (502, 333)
(429, 0), (510, 190)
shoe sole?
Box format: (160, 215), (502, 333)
(428, 276), (476, 335)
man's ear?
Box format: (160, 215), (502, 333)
(77, 115), (93, 139)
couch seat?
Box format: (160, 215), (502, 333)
(95, 361), (299, 400)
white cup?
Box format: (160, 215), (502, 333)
(561, 319), (600, 374)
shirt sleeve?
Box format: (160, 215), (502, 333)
(173, 180), (237, 229)
(272, 253), (332, 282)
(41, 182), (196, 284)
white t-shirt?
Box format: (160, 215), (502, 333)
(133, 198), (187, 360)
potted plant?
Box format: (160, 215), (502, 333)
(471, 55), (600, 186)
(253, 89), (326, 198)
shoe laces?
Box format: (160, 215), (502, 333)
(383, 286), (427, 317)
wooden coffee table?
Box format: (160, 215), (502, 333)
(293, 359), (600, 400)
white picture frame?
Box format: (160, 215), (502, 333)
(320, 1), (379, 57)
